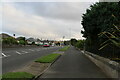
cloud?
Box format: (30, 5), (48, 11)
(14, 2), (93, 21)
(2, 2), (92, 40)
(1, 0), (99, 3)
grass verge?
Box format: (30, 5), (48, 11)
(109, 58), (120, 62)
(2, 72), (35, 80)
(35, 53), (61, 63)
(59, 46), (70, 51)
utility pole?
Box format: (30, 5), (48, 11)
(69, 28), (71, 46)
(63, 36), (65, 41)
(69, 28), (71, 39)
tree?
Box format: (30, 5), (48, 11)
(70, 38), (77, 46)
(64, 41), (70, 45)
(2, 37), (18, 45)
(17, 37), (27, 45)
(17, 37), (25, 41)
(75, 40), (85, 50)
(99, 14), (120, 50)
(81, 2), (119, 54)
(19, 40), (26, 45)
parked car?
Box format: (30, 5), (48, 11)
(43, 43), (50, 47)
(36, 42), (44, 46)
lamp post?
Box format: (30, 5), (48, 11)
(63, 36), (65, 40)
(63, 36), (65, 46)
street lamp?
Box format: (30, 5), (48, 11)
(63, 36), (65, 46)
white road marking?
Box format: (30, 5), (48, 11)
(22, 51), (28, 53)
(38, 48), (41, 49)
(81, 51), (84, 53)
(2, 53), (7, 57)
(1, 53), (10, 58)
(16, 51), (22, 55)
(29, 49), (34, 51)
(37, 49), (41, 51)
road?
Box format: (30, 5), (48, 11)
(2, 46), (62, 74)
(40, 46), (107, 78)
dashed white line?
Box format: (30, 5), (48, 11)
(29, 49), (34, 51)
(45, 48), (48, 49)
(37, 49), (41, 51)
(22, 51), (28, 53)
(81, 51), (84, 53)
(2, 53), (7, 57)
(1, 53), (10, 58)
(16, 51), (22, 55)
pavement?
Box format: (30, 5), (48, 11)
(2, 46), (62, 74)
(39, 46), (108, 78)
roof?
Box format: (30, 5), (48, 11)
(0, 33), (13, 39)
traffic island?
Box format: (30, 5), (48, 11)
(33, 53), (61, 79)
(1, 53), (61, 80)
(59, 46), (70, 51)
(15, 62), (50, 76)
(2, 72), (35, 80)
(5, 53), (61, 80)
(35, 53), (61, 63)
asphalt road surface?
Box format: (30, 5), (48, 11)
(40, 46), (108, 78)
(2, 46), (62, 74)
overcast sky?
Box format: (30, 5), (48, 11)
(1, 1), (99, 40)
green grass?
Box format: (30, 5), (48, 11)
(35, 53), (61, 63)
(2, 72), (35, 80)
(59, 46), (70, 51)
(109, 58), (120, 61)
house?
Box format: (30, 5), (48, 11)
(0, 33), (13, 39)
(26, 38), (43, 45)
(26, 38), (35, 44)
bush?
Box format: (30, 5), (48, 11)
(81, 2), (120, 57)
(19, 40), (26, 45)
(2, 37), (18, 45)
(75, 40), (85, 50)
(70, 38), (77, 46)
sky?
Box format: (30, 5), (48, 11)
(1, 0), (99, 40)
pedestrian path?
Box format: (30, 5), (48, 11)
(39, 47), (107, 78)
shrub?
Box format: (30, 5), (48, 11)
(2, 37), (18, 45)
(75, 40), (85, 50)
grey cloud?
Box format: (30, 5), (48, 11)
(14, 2), (93, 21)
(2, 2), (93, 40)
